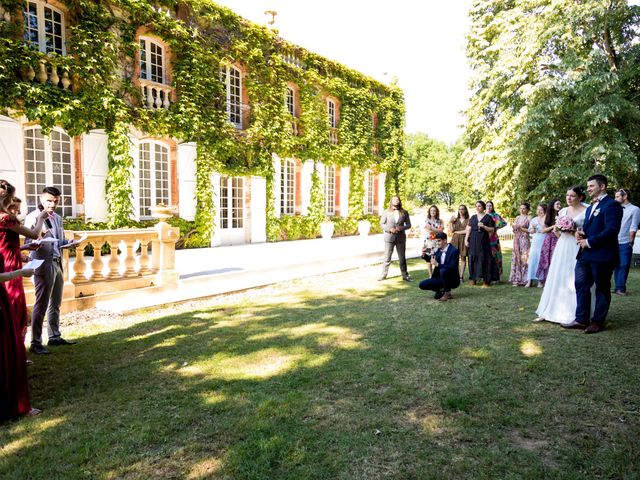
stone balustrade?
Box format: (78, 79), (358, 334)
(23, 221), (180, 310)
(329, 127), (338, 145)
(19, 58), (75, 91)
(291, 117), (300, 136)
(140, 80), (173, 109)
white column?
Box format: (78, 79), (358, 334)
(250, 176), (267, 243)
(177, 142), (197, 220)
(0, 115), (26, 208)
(81, 130), (109, 222)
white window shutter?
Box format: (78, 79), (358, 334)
(81, 130), (109, 222)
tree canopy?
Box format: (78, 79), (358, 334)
(405, 134), (477, 209)
(464, 0), (640, 208)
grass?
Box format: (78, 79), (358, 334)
(1, 252), (639, 479)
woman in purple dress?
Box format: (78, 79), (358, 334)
(536, 199), (562, 287)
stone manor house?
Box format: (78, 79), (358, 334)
(0, 1), (402, 246)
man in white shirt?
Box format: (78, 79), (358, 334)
(613, 188), (640, 295)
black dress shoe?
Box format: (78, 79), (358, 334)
(561, 321), (588, 330)
(402, 276), (413, 282)
(584, 322), (603, 334)
(48, 337), (77, 346)
(434, 290), (445, 300)
(29, 344), (51, 355)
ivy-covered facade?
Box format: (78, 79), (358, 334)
(0, 0), (406, 246)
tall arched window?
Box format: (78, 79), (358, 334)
(280, 159), (295, 215)
(324, 165), (335, 215)
(138, 141), (169, 218)
(23, 1), (66, 55)
(139, 37), (166, 84)
(327, 99), (337, 128)
(285, 87), (295, 116)
(24, 127), (74, 217)
(364, 170), (375, 214)
(220, 65), (242, 128)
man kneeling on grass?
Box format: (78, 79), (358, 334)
(419, 232), (460, 301)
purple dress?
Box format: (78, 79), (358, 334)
(536, 231), (558, 282)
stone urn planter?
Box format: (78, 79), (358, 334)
(357, 220), (371, 237)
(320, 221), (335, 239)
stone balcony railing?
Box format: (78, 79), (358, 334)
(18, 57), (77, 91)
(24, 221), (180, 312)
(140, 79), (174, 110)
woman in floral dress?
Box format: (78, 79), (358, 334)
(536, 199), (562, 287)
(509, 203), (531, 286)
(448, 204), (469, 281)
(423, 205), (444, 276)
(485, 201), (506, 282)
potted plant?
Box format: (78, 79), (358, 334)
(320, 216), (335, 239)
(357, 219), (371, 236)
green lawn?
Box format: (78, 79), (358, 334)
(1, 253), (639, 479)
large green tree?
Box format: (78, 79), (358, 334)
(465, 0), (640, 207)
(405, 134), (477, 208)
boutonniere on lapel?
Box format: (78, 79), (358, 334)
(593, 208), (600, 217)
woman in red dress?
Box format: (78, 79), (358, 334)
(0, 181), (48, 339)
(0, 260), (38, 420)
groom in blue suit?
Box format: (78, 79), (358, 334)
(566, 175), (623, 334)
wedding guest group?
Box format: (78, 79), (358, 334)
(613, 189), (640, 296)
(418, 232), (460, 301)
(379, 195), (412, 282)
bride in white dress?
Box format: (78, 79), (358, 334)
(535, 186), (594, 324)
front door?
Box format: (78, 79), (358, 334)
(219, 176), (245, 245)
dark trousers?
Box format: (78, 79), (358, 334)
(31, 261), (64, 346)
(419, 276), (448, 293)
(575, 259), (613, 326)
(381, 239), (407, 278)
(613, 243), (633, 293)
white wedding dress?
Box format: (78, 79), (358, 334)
(535, 207), (595, 324)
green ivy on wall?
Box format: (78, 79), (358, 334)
(0, 0), (405, 244)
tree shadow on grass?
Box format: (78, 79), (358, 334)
(2, 264), (639, 479)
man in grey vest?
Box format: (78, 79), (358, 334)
(24, 186), (78, 354)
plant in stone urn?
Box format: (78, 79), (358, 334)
(357, 219), (371, 236)
(320, 216), (334, 239)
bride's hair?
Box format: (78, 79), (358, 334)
(569, 185), (586, 201)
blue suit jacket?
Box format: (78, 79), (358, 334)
(578, 195), (623, 264)
(433, 244), (461, 289)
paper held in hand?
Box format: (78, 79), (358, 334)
(37, 237), (58, 244)
(23, 259), (44, 270)
(61, 233), (88, 249)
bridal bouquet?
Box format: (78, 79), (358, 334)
(555, 215), (576, 232)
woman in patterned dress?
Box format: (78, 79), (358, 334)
(485, 201), (507, 282)
(526, 203), (547, 287)
(423, 205), (444, 276)
(448, 204), (469, 281)
(536, 199), (562, 287)
(509, 203), (531, 286)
